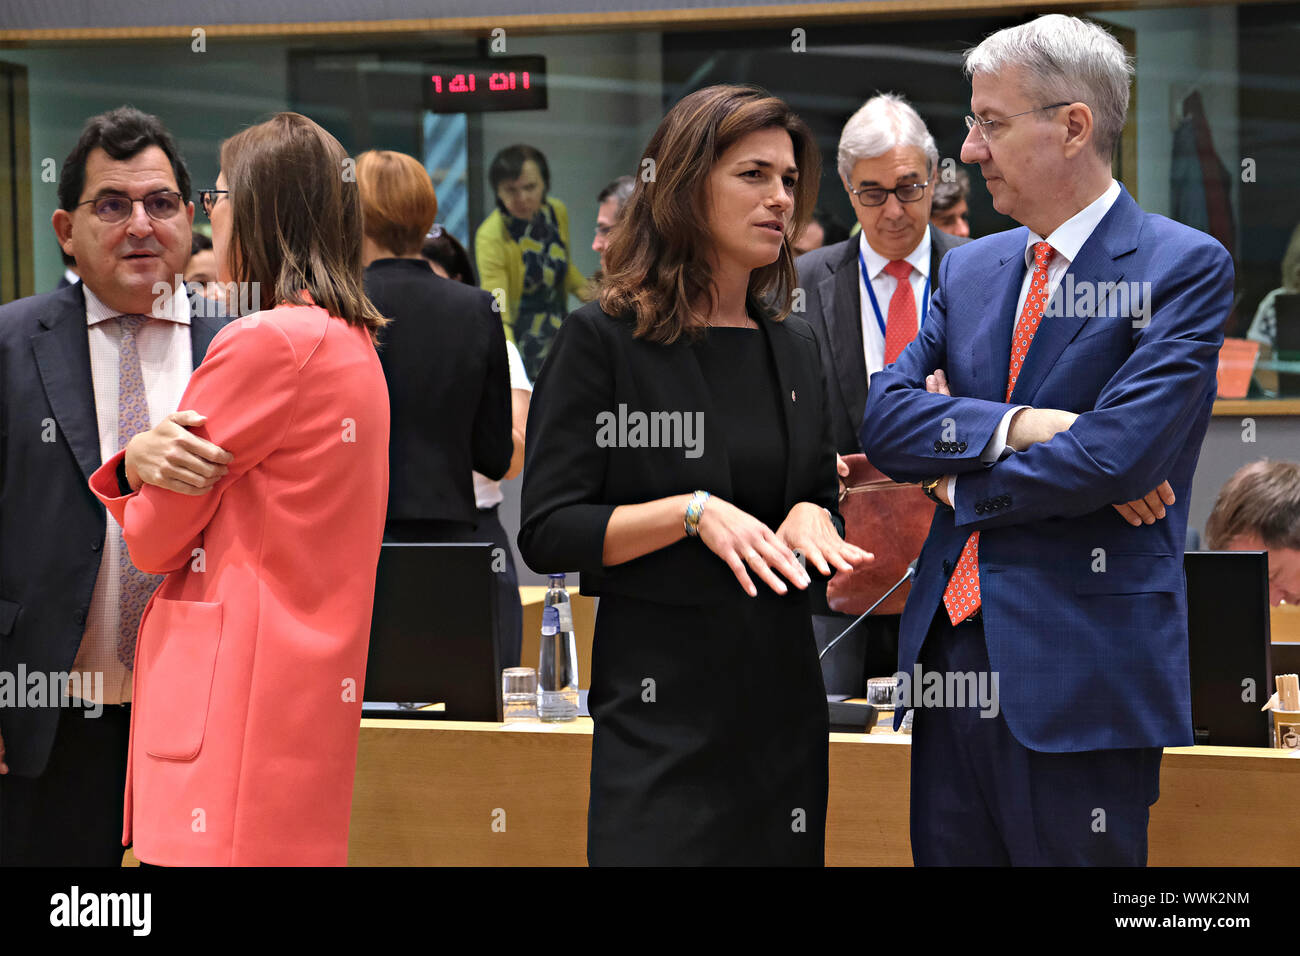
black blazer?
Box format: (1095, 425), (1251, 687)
(0, 283), (227, 776)
(797, 224), (969, 455)
(518, 298), (843, 606)
(365, 258), (513, 524)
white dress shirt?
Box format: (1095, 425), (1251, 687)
(69, 284), (193, 704)
(950, 179), (1123, 504)
(858, 227), (932, 381)
(473, 340), (532, 509)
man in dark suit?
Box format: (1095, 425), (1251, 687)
(798, 93), (968, 691)
(861, 14), (1233, 865)
(798, 93), (970, 459)
(0, 107), (232, 865)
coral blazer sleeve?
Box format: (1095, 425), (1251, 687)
(89, 317), (299, 571)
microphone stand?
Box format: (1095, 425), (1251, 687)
(818, 560), (917, 662)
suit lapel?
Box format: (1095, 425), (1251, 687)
(820, 239), (867, 432)
(31, 285), (101, 481)
(668, 328), (736, 503)
(754, 301), (803, 506)
(1010, 189), (1140, 406)
(189, 310), (226, 366)
(928, 225), (943, 288)
(969, 239), (1029, 403)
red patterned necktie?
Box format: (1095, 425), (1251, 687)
(882, 259), (917, 365)
(942, 241), (1055, 625)
(116, 314), (165, 669)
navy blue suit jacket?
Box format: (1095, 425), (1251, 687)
(860, 185), (1233, 752)
(0, 283), (227, 776)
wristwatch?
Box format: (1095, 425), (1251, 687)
(920, 476), (950, 510)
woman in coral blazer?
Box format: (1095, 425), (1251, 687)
(89, 112), (390, 866)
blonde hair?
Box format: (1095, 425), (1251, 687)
(356, 150), (439, 256)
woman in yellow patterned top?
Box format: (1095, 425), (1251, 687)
(475, 144), (587, 380)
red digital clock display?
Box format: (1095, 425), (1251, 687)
(424, 57), (547, 113)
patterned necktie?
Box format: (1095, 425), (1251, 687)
(942, 241), (1055, 626)
(882, 259), (917, 365)
(116, 314), (165, 669)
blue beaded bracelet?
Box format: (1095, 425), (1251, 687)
(684, 490), (711, 537)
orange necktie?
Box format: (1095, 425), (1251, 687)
(942, 241), (1055, 625)
(882, 259), (917, 365)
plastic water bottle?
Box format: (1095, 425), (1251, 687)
(538, 574), (579, 722)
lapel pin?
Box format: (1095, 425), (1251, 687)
(791, 389), (797, 402)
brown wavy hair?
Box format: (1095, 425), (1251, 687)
(220, 112), (387, 343)
(599, 84), (820, 343)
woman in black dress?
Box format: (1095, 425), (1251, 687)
(518, 85), (871, 866)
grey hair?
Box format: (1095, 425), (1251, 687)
(836, 93), (940, 184)
(964, 14), (1134, 161)
(598, 174), (636, 214)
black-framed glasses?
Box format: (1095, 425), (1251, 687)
(199, 189), (229, 216)
(75, 190), (184, 224)
(965, 102), (1072, 142)
(848, 181), (930, 208)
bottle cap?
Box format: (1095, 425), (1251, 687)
(542, 605), (559, 635)
(548, 573), (566, 583)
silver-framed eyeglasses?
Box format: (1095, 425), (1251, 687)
(75, 189), (184, 224)
(848, 181), (930, 208)
(965, 102), (1072, 143)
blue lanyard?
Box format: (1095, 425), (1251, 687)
(858, 248), (929, 339)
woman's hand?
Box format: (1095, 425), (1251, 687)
(124, 410), (232, 495)
(696, 496), (810, 598)
(776, 502), (874, 577)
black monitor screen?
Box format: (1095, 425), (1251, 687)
(364, 542), (500, 721)
(1184, 551), (1273, 747)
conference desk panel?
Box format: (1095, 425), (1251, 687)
(348, 719), (1300, 866)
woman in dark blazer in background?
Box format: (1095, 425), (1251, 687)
(357, 150), (516, 664)
(519, 85), (871, 866)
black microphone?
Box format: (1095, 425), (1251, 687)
(818, 559), (918, 662)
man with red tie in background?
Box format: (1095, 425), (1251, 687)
(798, 93), (968, 691)
(861, 15), (1233, 865)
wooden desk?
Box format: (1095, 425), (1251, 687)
(1213, 399), (1300, 416)
(1273, 605), (1300, 643)
(348, 718), (1300, 866)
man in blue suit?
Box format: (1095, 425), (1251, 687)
(861, 15), (1233, 865)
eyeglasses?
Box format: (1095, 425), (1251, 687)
(75, 190), (184, 224)
(847, 181), (929, 208)
(964, 102), (1072, 143)
(199, 189), (229, 217)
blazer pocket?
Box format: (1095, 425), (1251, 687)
(0, 598), (20, 636)
(137, 599), (223, 761)
(1074, 552), (1181, 595)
